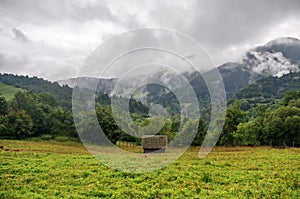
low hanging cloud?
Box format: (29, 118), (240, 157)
(244, 51), (299, 77)
(0, 0), (300, 80)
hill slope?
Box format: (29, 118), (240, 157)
(0, 73), (72, 109)
(0, 82), (24, 100)
(235, 71), (300, 104)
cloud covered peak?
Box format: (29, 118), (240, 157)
(241, 37), (300, 77)
(264, 37), (300, 47)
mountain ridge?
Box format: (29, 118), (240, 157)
(57, 37), (300, 98)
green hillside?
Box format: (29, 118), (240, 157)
(0, 82), (24, 100)
(234, 71), (300, 105)
(0, 73), (72, 109)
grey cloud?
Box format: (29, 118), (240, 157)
(145, 0), (300, 64)
(0, 0), (300, 80)
(68, 1), (116, 22)
(188, 0), (300, 46)
(151, 0), (299, 44)
(0, 52), (29, 72)
(12, 28), (29, 43)
(0, 0), (119, 26)
(0, 51), (78, 81)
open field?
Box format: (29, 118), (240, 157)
(0, 140), (299, 198)
(0, 82), (24, 100)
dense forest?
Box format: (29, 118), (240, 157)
(235, 71), (300, 105)
(0, 73), (299, 147)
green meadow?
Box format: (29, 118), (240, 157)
(1, 140), (299, 198)
(0, 82), (24, 101)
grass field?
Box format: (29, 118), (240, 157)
(0, 140), (299, 198)
(0, 82), (24, 100)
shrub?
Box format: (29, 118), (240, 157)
(41, 134), (53, 141)
(54, 136), (69, 142)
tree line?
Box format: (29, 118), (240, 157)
(1, 89), (299, 147)
(0, 91), (77, 140)
(0, 72), (299, 147)
(220, 91), (300, 147)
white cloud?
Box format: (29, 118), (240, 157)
(244, 51), (299, 77)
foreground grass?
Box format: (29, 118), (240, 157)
(0, 140), (299, 198)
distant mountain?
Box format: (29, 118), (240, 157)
(242, 37), (300, 77)
(217, 62), (263, 97)
(58, 77), (117, 94)
(57, 37), (300, 100)
(217, 37), (300, 97)
(254, 37), (300, 66)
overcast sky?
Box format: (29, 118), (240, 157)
(0, 0), (300, 81)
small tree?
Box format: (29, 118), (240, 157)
(0, 95), (8, 115)
(3, 110), (33, 139)
(192, 118), (207, 146)
(219, 101), (247, 146)
(233, 120), (260, 146)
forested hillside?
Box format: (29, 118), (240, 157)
(220, 91), (300, 147)
(0, 73), (299, 147)
(0, 73), (72, 109)
(235, 71), (300, 105)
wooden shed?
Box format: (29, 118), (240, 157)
(142, 135), (167, 153)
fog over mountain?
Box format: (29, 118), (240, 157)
(243, 37), (300, 77)
(58, 37), (300, 98)
(217, 37), (300, 96)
